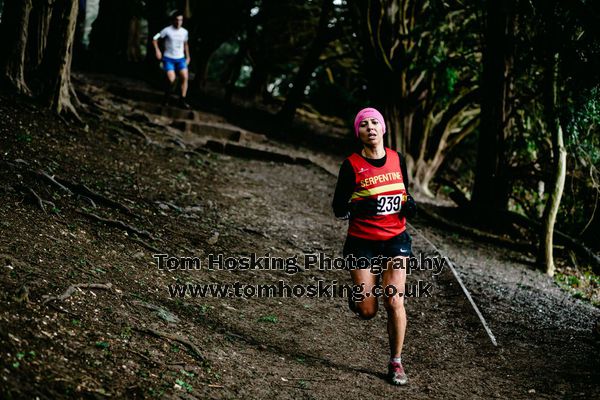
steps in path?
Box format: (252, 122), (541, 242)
(134, 100), (342, 177)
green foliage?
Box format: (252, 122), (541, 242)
(179, 369), (195, 378)
(566, 87), (600, 167)
(555, 269), (600, 305)
(95, 341), (110, 349)
(257, 315), (278, 323)
(298, 380), (309, 389)
(175, 379), (193, 393)
(207, 41), (240, 82)
(16, 133), (32, 143)
(12, 350), (36, 369)
(120, 325), (132, 339)
(445, 67), (458, 95)
(482, 0), (600, 244)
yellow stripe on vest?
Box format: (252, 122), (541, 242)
(350, 183), (406, 200)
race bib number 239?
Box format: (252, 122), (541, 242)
(376, 194), (404, 215)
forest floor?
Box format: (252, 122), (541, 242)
(1, 74), (599, 399)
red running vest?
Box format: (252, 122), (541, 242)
(347, 148), (407, 240)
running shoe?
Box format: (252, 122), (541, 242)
(179, 98), (191, 109)
(388, 360), (408, 385)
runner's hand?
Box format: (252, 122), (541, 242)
(155, 49), (162, 60)
(349, 198), (378, 217)
(399, 194), (417, 219)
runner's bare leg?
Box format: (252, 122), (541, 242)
(178, 68), (188, 98)
(350, 268), (379, 319)
(382, 256), (408, 357)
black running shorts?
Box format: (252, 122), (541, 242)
(342, 230), (412, 264)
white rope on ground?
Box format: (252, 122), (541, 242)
(407, 222), (499, 347)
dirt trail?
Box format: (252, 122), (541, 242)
(0, 77), (598, 399)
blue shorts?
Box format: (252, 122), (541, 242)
(162, 57), (187, 72)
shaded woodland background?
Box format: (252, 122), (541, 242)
(1, 0), (599, 294)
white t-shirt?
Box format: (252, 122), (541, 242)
(159, 26), (188, 59)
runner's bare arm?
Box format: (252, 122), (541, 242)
(152, 34), (162, 60)
(184, 41), (191, 65)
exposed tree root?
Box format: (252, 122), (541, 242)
(418, 205), (533, 253)
(34, 170), (72, 194)
(25, 187), (55, 213)
(129, 237), (162, 253)
(55, 176), (134, 215)
(126, 348), (165, 366)
(78, 195), (97, 208)
(436, 177), (471, 208)
(7, 161), (135, 217)
(502, 210), (600, 273)
(120, 121), (152, 143)
(135, 328), (204, 362)
(47, 302), (79, 317)
(42, 283), (113, 304)
(76, 210), (156, 240)
(420, 198), (600, 273)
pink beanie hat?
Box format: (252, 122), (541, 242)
(354, 107), (386, 137)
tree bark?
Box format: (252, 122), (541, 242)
(224, 27), (255, 104)
(238, 0), (276, 101)
(538, 52), (567, 277)
(0, 0), (33, 94)
(88, 0), (131, 70)
(277, 0), (335, 123)
(27, 0), (55, 74)
(362, 0), (481, 192)
(126, 16), (142, 62)
(41, 0), (79, 116)
(192, 41), (223, 90)
(244, 61), (270, 101)
(414, 88), (479, 196)
(186, 0), (253, 92)
(72, 0), (86, 65)
(471, 0), (514, 218)
(144, 0), (167, 68)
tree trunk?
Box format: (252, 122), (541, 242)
(88, 0), (130, 71)
(144, 0), (167, 68)
(357, 0), (430, 185)
(192, 41), (223, 90)
(0, 0), (33, 94)
(41, 0), (79, 116)
(538, 52), (566, 277)
(413, 89), (479, 196)
(27, 0), (55, 74)
(72, 0), (86, 65)
(186, 0), (253, 93)
(471, 0), (514, 218)
(126, 16), (142, 62)
(277, 0), (334, 123)
(224, 29), (254, 104)
(244, 61), (270, 101)
(417, 115), (479, 196)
